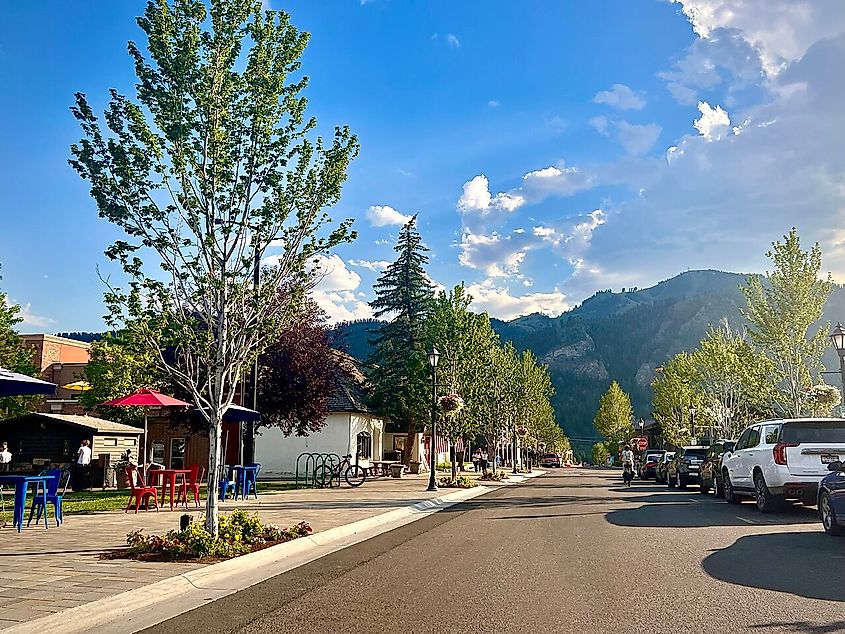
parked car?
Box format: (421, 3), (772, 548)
(667, 446), (708, 489)
(654, 452), (675, 484)
(722, 418), (845, 512)
(540, 453), (562, 468)
(699, 440), (736, 497)
(638, 451), (666, 479)
(819, 460), (845, 536)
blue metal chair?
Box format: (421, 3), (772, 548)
(218, 465), (237, 501)
(242, 463), (261, 499)
(28, 468), (70, 527)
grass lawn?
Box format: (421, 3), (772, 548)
(0, 481), (297, 524)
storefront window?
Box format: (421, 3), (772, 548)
(170, 438), (186, 469)
(356, 431), (372, 460)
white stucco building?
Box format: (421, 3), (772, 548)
(256, 352), (387, 479)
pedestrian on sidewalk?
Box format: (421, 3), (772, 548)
(480, 448), (488, 475)
(0, 442), (11, 472)
(472, 449), (481, 472)
(73, 439), (92, 491)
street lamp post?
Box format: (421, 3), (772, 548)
(427, 346), (440, 492)
(830, 323), (845, 403)
(688, 405), (697, 443)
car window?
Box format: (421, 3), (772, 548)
(684, 449), (706, 459)
(735, 428), (752, 451)
(782, 421), (845, 443)
(747, 426), (761, 448)
(762, 424), (781, 444)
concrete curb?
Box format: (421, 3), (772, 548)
(6, 476), (541, 634)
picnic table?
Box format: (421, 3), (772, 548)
(231, 465), (259, 500)
(0, 475), (51, 532)
(369, 461), (400, 477)
(146, 468), (191, 511)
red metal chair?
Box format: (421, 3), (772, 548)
(179, 463), (205, 507)
(124, 466), (159, 513)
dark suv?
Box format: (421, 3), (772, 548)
(699, 440), (735, 497)
(666, 446), (708, 489)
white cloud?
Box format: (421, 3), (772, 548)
(305, 255), (373, 323)
(693, 101), (731, 140)
(671, 0), (845, 76)
(348, 259), (390, 272)
(311, 290), (373, 323)
(488, 100), (500, 108)
(593, 84), (647, 110)
(13, 301), (54, 329)
(310, 254), (361, 292)
(366, 204), (413, 227)
(457, 175), (525, 215)
(446, 33), (461, 48)
(466, 279), (569, 320)
(589, 116), (609, 136)
(616, 121), (662, 155)
(666, 82), (699, 105)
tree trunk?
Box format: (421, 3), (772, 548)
(450, 444), (457, 480)
(205, 412), (222, 535)
(404, 428), (416, 466)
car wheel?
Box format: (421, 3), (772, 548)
(715, 479), (725, 499)
(820, 492), (845, 536)
(668, 471), (676, 488)
(678, 473), (687, 489)
(699, 479), (710, 494)
(753, 472), (782, 513)
(723, 471), (740, 505)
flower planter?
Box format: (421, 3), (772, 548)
(390, 464), (404, 478)
(408, 461), (421, 474)
(116, 470), (130, 490)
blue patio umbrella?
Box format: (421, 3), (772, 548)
(0, 367), (56, 397)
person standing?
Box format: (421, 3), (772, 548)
(479, 448), (488, 475)
(73, 439), (92, 491)
(472, 449), (481, 472)
(0, 442), (11, 472)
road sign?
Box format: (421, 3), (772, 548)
(632, 436), (648, 451)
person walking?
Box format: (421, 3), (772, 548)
(472, 449), (481, 473)
(621, 444), (635, 487)
(0, 442), (11, 472)
(73, 439), (92, 491)
(479, 448), (488, 475)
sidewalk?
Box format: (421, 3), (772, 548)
(0, 470), (536, 630)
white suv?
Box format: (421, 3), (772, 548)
(721, 418), (845, 512)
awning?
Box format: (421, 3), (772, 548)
(0, 367), (56, 397)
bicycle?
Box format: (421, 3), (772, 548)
(316, 454), (367, 488)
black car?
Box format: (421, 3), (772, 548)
(666, 446), (708, 489)
(698, 440), (735, 497)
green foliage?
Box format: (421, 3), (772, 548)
(80, 330), (163, 425)
(742, 228), (833, 416)
(592, 442), (610, 465)
(806, 383), (841, 417)
(126, 510), (312, 559)
(367, 217), (435, 441)
(69, 0), (358, 534)
(0, 265), (39, 418)
(593, 381), (633, 444)
(479, 470), (508, 482)
(437, 474), (476, 488)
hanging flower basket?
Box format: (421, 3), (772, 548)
(516, 426), (528, 437)
(438, 394), (465, 415)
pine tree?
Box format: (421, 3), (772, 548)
(367, 216), (435, 462)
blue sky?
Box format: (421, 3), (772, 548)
(1, 1), (844, 330)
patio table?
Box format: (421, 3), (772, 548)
(231, 465), (259, 500)
(146, 469), (191, 511)
(0, 475), (50, 532)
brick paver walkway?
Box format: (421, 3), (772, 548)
(0, 473), (454, 629)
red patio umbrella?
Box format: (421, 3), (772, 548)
(100, 388), (191, 472)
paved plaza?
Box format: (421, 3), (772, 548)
(0, 473), (465, 629)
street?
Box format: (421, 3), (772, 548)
(145, 469), (845, 634)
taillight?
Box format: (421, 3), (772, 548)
(773, 442), (798, 465)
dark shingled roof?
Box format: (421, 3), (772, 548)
(0, 413), (143, 435)
(327, 350), (373, 414)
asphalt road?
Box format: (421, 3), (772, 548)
(144, 469), (845, 634)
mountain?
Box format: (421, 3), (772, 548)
(331, 270), (845, 451)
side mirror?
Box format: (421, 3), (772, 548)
(827, 461), (843, 472)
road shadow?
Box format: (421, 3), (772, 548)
(606, 500), (818, 528)
(703, 532), (845, 602)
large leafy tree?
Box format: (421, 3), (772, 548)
(426, 285), (499, 478)
(256, 305), (335, 437)
(367, 216), (434, 463)
(652, 352), (701, 447)
(0, 266), (39, 418)
(742, 228), (832, 416)
(69, 0), (358, 533)
(593, 381), (634, 447)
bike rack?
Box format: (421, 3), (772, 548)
(295, 452), (341, 489)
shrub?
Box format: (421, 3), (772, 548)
(479, 471), (508, 482)
(125, 511), (313, 560)
(438, 474), (476, 489)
